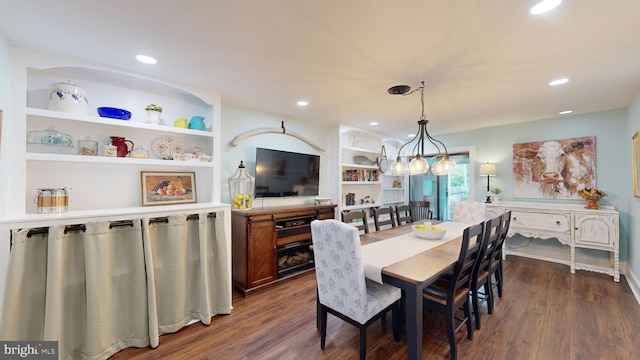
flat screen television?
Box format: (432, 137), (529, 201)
(255, 148), (320, 198)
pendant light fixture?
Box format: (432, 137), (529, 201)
(388, 81), (457, 176)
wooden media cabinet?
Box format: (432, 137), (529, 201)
(231, 204), (336, 296)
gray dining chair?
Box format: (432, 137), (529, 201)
(311, 219), (401, 360)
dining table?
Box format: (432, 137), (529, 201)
(359, 221), (470, 360)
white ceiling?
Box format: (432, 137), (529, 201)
(1, 0), (640, 139)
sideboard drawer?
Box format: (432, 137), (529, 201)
(511, 211), (570, 233)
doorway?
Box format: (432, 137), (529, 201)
(408, 152), (470, 221)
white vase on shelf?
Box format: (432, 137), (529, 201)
(147, 110), (161, 124)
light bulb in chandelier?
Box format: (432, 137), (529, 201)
(390, 157), (407, 175)
(408, 155), (429, 175)
(431, 156), (457, 176)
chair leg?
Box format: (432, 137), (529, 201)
(359, 327), (367, 360)
(486, 279), (494, 314)
(446, 305), (457, 360)
(320, 306), (328, 350)
(471, 289), (481, 330)
(316, 294), (320, 330)
(497, 261), (504, 298)
(464, 301), (473, 341)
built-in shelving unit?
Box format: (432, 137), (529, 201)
(0, 47), (230, 330)
(7, 64), (222, 214)
(337, 125), (406, 223)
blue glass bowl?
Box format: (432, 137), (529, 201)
(97, 107), (132, 120)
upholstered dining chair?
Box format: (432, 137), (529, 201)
(341, 209), (369, 234)
(311, 220), (401, 360)
(372, 206), (396, 231)
(395, 204), (413, 225)
(422, 222), (485, 360)
(452, 200), (486, 225)
(470, 216), (502, 330)
(410, 200), (433, 221)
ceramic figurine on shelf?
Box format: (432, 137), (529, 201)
(174, 117), (188, 128)
(189, 115), (206, 130)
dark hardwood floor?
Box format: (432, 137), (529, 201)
(111, 256), (640, 359)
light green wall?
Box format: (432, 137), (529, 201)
(0, 28), (9, 214)
(424, 109), (632, 260)
(627, 94), (640, 277)
(220, 103), (330, 206)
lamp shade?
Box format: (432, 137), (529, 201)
(479, 162), (497, 176)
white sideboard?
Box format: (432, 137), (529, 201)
(486, 201), (619, 282)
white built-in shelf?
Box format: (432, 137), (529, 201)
(25, 152), (215, 167)
(27, 107), (214, 138)
(341, 181), (381, 185)
(342, 203), (382, 211)
(341, 163), (379, 169)
(342, 146), (380, 155)
(382, 188), (404, 191)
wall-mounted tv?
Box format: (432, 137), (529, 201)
(255, 148), (320, 198)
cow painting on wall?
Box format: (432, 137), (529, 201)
(513, 136), (596, 199)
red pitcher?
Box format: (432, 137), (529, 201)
(109, 136), (134, 157)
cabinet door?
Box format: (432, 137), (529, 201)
(574, 213), (616, 249)
(247, 219), (277, 287)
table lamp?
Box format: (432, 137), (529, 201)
(479, 162), (497, 203)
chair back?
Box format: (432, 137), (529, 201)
(499, 210), (512, 242)
(452, 200), (486, 225)
(372, 206), (395, 231)
(341, 209), (369, 234)
(410, 201), (433, 221)
(395, 205), (413, 225)
(450, 223), (485, 295)
(491, 210), (512, 270)
(311, 220), (369, 322)
(474, 216), (502, 278)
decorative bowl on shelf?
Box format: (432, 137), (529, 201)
(97, 107), (132, 120)
(412, 224), (446, 240)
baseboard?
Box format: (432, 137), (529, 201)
(504, 250), (627, 283)
(625, 265), (640, 306)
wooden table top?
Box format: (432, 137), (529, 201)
(359, 223), (464, 285)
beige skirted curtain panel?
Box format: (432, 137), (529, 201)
(0, 210), (231, 360)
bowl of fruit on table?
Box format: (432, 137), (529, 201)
(412, 223), (447, 240)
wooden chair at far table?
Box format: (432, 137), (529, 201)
(341, 209), (369, 234)
(310, 219), (402, 360)
(395, 204), (413, 225)
(410, 200), (433, 221)
(422, 222), (486, 360)
(372, 206), (396, 231)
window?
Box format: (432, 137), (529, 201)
(409, 152), (470, 221)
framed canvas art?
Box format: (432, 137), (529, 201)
(141, 171), (196, 206)
(512, 136), (596, 199)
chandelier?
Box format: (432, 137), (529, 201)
(387, 81), (457, 176)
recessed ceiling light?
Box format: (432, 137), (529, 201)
(549, 78), (569, 86)
(559, 110), (573, 115)
(530, 0), (562, 15)
(369, 122), (379, 126)
(296, 100), (309, 106)
(136, 54), (157, 64)
(407, 134), (414, 138)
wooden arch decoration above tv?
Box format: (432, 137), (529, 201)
(228, 121), (326, 152)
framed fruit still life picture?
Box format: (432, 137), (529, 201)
(141, 171), (197, 206)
